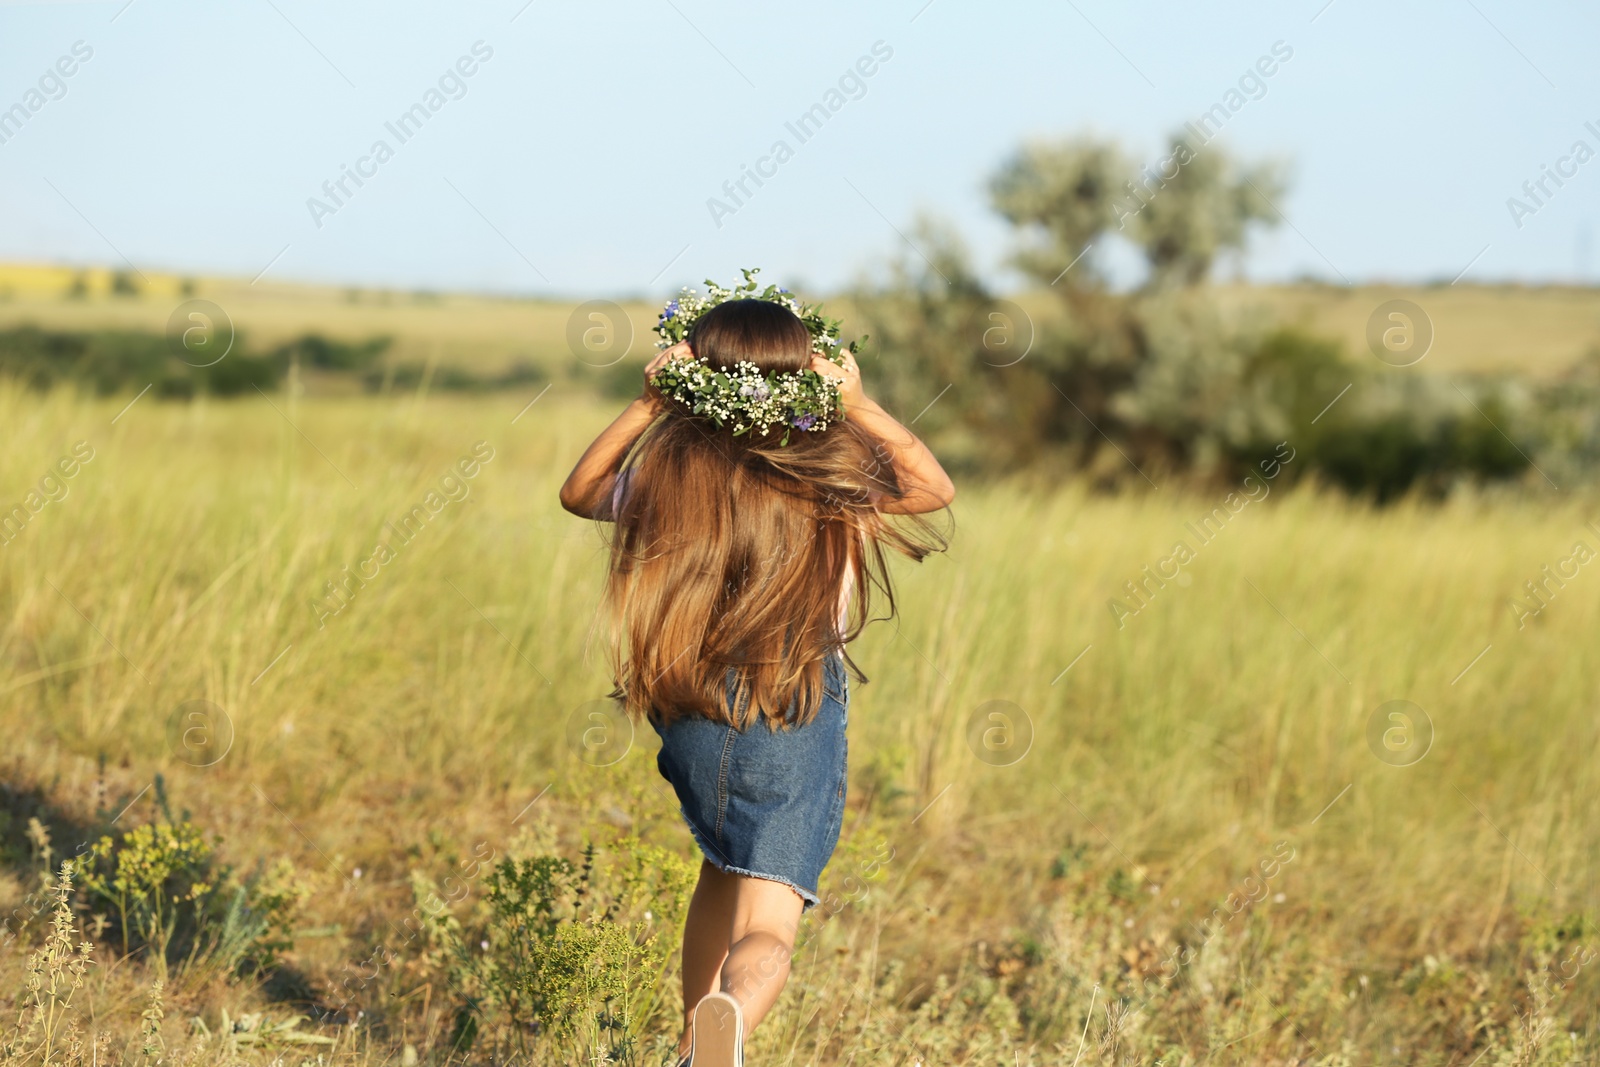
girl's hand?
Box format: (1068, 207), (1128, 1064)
(811, 349), (865, 410)
(641, 341), (691, 409)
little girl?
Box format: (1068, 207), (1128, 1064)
(560, 294), (952, 1065)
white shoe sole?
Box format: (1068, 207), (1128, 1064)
(689, 991), (743, 1067)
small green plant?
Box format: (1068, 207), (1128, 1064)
(422, 837), (695, 1063)
(78, 821), (214, 979)
(76, 821), (309, 982)
(137, 980), (164, 1062)
(4, 862), (95, 1067)
(211, 857), (312, 974)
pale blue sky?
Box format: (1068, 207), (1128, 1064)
(1, 0), (1597, 296)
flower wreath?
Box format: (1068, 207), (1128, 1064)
(650, 268), (860, 444)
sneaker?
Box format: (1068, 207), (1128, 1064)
(687, 991), (743, 1066)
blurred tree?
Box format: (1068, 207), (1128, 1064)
(989, 139), (1129, 296)
(854, 218), (1147, 476)
(989, 131), (1284, 293)
(852, 131), (1536, 496)
(1123, 133), (1285, 290)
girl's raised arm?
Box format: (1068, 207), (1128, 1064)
(812, 351), (955, 515)
(557, 342), (683, 520)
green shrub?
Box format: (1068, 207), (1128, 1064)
(854, 250), (1539, 497)
(76, 820), (309, 982)
(0, 326), (284, 397)
(850, 130), (1554, 498)
(419, 837), (695, 1064)
(273, 333), (389, 371)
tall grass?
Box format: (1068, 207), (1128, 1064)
(0, 381), (1594, 1064)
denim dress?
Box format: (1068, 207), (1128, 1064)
(651, 653), (850, 910)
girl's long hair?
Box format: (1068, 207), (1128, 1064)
(605, 299), (947, 729)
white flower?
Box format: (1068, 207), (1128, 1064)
(649, 272), (851, 438)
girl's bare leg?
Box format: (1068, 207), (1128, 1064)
(718, 873), (805, 1033)
(676, 860), (737, 1058)
(674, 863), (807, 1057)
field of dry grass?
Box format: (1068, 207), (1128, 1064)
(1207, 282), (1600, 379)
(0, 377), (1595, 1064)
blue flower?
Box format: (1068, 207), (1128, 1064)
(739, 382), (770, 401)
(661, 300), (679, 320)
(792, 413), (817, 430)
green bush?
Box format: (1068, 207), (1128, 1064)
(850, 131), (1553, 498)
(274, 333), (390, 371)
(417, 836), (695, 1064)
(854, 250), (1542, 498)
(76, 819), (310, 982)
(0, 326), (284, 397)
